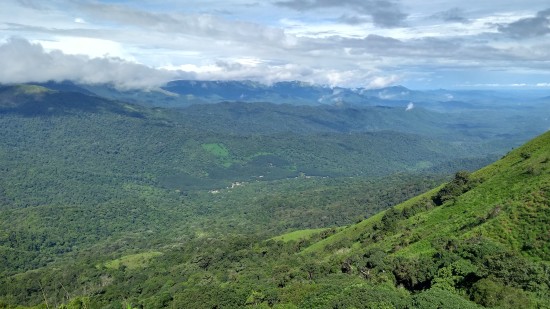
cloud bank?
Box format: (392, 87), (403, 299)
(0, 37), (401, 89)
(0, 38), (176, 89)
(2, 1), (550, 89)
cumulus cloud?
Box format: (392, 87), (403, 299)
(0, 38), (176, 89)
(406, 102), (414, 111)
(365, 75), (401, 89)
(274, 0), (407, 28)
(4, 0), (550, 89)
(498, 8), (550, 38)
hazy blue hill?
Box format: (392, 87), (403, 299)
(22, 81), (550, 121)
(164, 79), (267, 100)
(174, 100), (549, 155)
(176, 101), (445, 135)
(162, 80), (339, 106)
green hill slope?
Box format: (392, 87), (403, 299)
(298, 130), (550, 307)
(304, 130), (550, 257)
(1, 85), (548, 308)
(3, 131), (546, 309)
(0, 84), (146, 117)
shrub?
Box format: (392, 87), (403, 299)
(432, 171), (477, 206)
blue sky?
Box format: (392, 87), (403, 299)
(1, 0), (550, 89)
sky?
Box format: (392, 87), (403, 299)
(1, 0), (550, 89)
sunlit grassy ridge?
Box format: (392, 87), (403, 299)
(280, 131), (550, 308)
(271, 228), (332, 242)
(303, 130), (550, 259)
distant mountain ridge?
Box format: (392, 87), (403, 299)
(1, 82), (548, 154)
(20, 79), (550, 111)
(0, 84), (145, 118)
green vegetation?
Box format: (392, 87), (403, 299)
(271, 228), (333, 242)
(296, 130), (550, 307)
(14, 84), (52, 95)
(104, 252), (163, 270)
(202, 143), (233, 167)
(0, 84), (549, 308)
(202, 143), (230, 157)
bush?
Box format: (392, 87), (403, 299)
(432, 171), (477, 206)
(410, 288), (481, 309)
(471, 278), (532, 309)
(329, 284), (410, 309)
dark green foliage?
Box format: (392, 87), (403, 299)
(1, 85), (550, 308)
(391, 256), (439, 290)
(380, 208), (405, 232)
(402, 197), (435, 218)
(328, 284), (411, 309)
(471, 278), (532, 309)
(410, 288), (481, 309)
(432, 171), (478, 206)
(171, 286), (247, 309)
(379, 197), (436, 232)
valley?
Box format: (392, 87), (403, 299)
(0, 82), (549, 308)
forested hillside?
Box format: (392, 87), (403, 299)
(296, 130), (550, 308)
(0, 84), (548, 308)
(1, 115), (547, 309)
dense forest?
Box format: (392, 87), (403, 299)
(0, 84), (549, 308)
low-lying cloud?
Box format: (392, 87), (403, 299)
(166, 60), (398, 88)
(0, 37), (401, 89)
(0, 38), (176, 89)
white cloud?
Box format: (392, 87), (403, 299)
(0, 38), (174, 89)
(366, 75), (402, 89)
(2, 0), (550, 89)
(36, 37), (136, 60)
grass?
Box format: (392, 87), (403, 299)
(271, 228), (330, 242)
(15, 85), (52, 95)
(202, 143), (233, 167)
(301, 131), (550, 260)
(202, 143), (230, 158)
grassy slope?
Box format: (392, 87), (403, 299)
(301, 131), (550, 262)
(271, 228), (332, 242)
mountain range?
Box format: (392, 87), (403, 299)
(0, 81), (548, 308)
